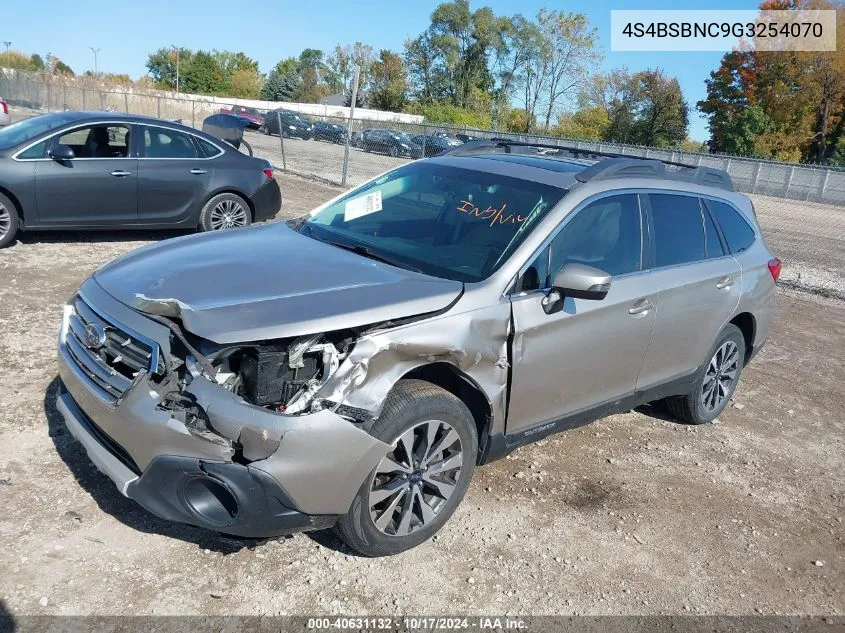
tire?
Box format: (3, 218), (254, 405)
(198, 193), (252, 232)
(389, 145), (399, 158)
(263, 124), (271, 136)
(335, 379), (478, 557)
(666, 324), (746, 424)
(0, 192), (21, 249)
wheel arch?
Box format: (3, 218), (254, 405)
(203, 188), (255, 221)
(399, 362), (493, 465)
(0, 185), (24, 225)
(729, 312), (756, 363)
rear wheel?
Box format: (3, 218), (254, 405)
(389, 145), (399, 158)
(0, 192), (20, 249)
(666, 324), (746, 424)
(198, 193), (252, 232)
(335, 380), (478, 556)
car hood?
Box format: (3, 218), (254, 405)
(94, 223), (463, 344)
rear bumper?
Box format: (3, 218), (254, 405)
(250, 178), (282, 222)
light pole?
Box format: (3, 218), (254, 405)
(3, 41), (10, 53)
(171, 45), (180, 93)
(89, 47), (101, 76)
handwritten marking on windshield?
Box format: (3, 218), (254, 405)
(456, 200), (527, 227)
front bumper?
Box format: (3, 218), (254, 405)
(250, 178), (282, 222)
(55, 279), (390, 537)
(57, 385), (337, 537)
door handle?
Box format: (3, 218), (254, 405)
(110, 170), (131, 177)
(716, 277), (734, 290)
(190, 168), (208, 175)
(628, 299), (654, 315)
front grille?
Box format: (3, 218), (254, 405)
(64, 296), (159, 402)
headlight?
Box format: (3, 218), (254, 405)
(401, 143), (409, 149)
(289, 125), (296, 130)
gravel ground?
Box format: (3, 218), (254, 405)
(0, 172), (842, 618)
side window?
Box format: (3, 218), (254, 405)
(708, 200), (756, 254)
(195, 137), (221, 158)
(702, 200), (726, 259)
(17, 139), (48, 159)
(56, 124), (130, 158)
(142, 127), (199, 159)
(548, 193), (643, 281)
(518, 245), (550, 292)
(649, 194), (706, 267)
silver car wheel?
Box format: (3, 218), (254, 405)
(369, 419), (463, 537)
(0, 202), (10, 237)
(209, 199), (248, 230)
(701, 340), (739, 412)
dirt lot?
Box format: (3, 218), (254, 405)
(0, 171), (842, 619)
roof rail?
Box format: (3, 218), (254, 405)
(442, 140), (735, 192)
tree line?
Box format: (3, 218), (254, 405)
(698, 0), (845, 165)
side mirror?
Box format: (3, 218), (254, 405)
(542, 263), (612, 315)
(49, 144), (75, 161)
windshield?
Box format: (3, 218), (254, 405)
(391, 132), (413, 143)
(304, 162), (566, 282)
(0, 112), (78, 150)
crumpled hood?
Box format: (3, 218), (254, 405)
(94, 223), (463, 343)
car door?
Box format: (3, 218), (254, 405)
(136, 125), (214, 225)
(636, 193), (741, 390)
(34, 122), (138, 226)
(507, 193), (658, 434)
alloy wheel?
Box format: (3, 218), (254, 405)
(209, 199), (248, 230)
(700, 340), (739, 412)
(368, 420), (463, 537)
(0, 202), (10, 238)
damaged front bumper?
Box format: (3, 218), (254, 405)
(56, 285), (390, 538)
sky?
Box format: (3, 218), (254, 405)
(4, 0), (764, 141)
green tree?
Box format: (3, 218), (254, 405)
(368, 50), (408, 111)
(229, 68), (262, 98)
(261, 59), (300, 101)
(628, 69), (689, 147)
(53, 60), (74, 76)
(146, 47), (193, 89)
(555, 106), (609, 140)
(212, 50), (259, 81)
(182, 51), (225, 95)
(30, 54), (45, 70)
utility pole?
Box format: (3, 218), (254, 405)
(341, 65), (361, 187)
(171, 45), (180, 93)
(3, 42), (10, 53)
(89, 47), (101, 76)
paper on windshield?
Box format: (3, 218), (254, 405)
(344, 191), (383, 221)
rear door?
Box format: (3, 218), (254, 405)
(34, 122), (138, 226)
(636, 192), (741, 389)
(136, 125), (215, 225)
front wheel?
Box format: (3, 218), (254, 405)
(0, 192), (20, 249)
(389, 146), (399, 158)
(666, 324), (746, 424)
(335, 380), (478, 556)
(198, 193), (252, 232)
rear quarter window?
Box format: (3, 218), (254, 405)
(708, 200), (756, 254)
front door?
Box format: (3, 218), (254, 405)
(136, 125), (213, 225)
(35, 123), (137, 226)
(507, 193), (657, 434)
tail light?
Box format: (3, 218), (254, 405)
(1, 100), (7, 115)
(263, 167), (274, 180)
(768, 258), (782, 283)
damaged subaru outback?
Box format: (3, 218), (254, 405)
(56, 142), (778, 556)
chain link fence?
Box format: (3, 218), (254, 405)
(3, 74), (845, 206)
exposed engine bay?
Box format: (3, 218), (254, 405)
(209, 333), (349, 415)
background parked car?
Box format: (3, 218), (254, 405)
(312, 121), (347, 144)
(361, 129), (422, 158)
(455, 133), (477, 143)
(0, 111), (281, 248)
(264, 109), (314, 139)
(0, 97), (9, 127)
(411, 133), (462, 157)
(218, 106), (264, 129)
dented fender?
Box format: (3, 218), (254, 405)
(184, 375), (391, 515)
(315, 301), (512, 434)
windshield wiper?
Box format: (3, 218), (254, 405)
(323, 238), (424, 274)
